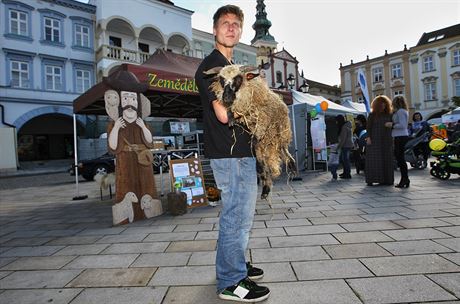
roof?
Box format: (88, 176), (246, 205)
(73, 49), (292, 119)
(416, 23), (460, 46)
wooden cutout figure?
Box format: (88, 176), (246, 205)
(105, 70), (163, 225)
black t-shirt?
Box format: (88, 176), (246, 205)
(195, 49), (253, 159)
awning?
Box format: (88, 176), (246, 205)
(291, 90), (365, 116)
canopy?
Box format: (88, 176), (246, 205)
(341, 99), (367, 114)
(73, 49), (292, 119)
(291, 91), (365, 116)
(441, 107), (460, 123)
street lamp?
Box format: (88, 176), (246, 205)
(298, 79), (309, 93)
(287, 74), (295, 90)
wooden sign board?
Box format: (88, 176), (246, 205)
(169, 157), (208, 208)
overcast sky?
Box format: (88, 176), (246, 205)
(173, 0), (459, 86)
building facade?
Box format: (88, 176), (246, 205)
(340, 24), (460, 120)
(0, 0), (96, 162)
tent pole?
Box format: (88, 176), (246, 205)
(72, 114), (88, 201)
(290, 103), (302, 181)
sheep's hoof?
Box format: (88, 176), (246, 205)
(261, 185), (270, 200)
(287, 160), (297, 176)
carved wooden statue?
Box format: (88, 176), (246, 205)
(104, 70), (163, 225)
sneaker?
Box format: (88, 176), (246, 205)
(246, 262), (264, 280)
(219, 277), (270, 302)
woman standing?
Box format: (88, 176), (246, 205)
(336, 115), (354, 179)
(386, 96), (410, 188)
(365, 96), (394, 186)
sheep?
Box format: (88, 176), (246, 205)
(204, 64), (296, 199)
(94, 172), (115, 190)
(112, 191), (137, 225)
(140, 194), (163, 218)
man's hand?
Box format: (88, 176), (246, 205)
(114, 117), (126, 129)
(366, 137), (372, 145)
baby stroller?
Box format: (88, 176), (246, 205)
(404, 124), (431, 169)
(352, 129), (367, 174)
(430, 138), (460, 180)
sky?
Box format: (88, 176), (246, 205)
(173, 0), (459, 86)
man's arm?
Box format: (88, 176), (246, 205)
(212, 99), (229, 124)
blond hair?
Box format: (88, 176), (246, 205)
(392, 95), (408, 111)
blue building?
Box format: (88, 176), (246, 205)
(0, 0), (96, 161)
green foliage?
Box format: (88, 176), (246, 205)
(452, 96), (460, 107)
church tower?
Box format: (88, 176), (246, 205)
(251, 0), (278, 66)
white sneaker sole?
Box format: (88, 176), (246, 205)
(247, 274), (264, 280)
(218, 291), (270, 302)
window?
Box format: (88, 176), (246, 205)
(44, 17), (60, 42)
(423, 56), (434, 72)
(45, 65), (62, 91)
(455, 79), (460, 96)
(276, 71), (282, 83)
(76, 69), (91, 93)
(391, 63), (402, 78)
(373, 67), (383, 82)
(9, 9), (28, 36)
(75, 24), (90, 47)
(454, 50), (460, 66)
(10, 60), (29, 88)
(424, 82), (436, 101)
(242, 54), (248, 65)
(138, 43), (149, 53)
(194, 42), (203, 58)
(109, 36), (122, 47)
(394, 90), (404, 97)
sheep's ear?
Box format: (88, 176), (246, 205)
(203, 66), (223, 76)
(239, 65), (258, 73)
(246, 72), (260, 81)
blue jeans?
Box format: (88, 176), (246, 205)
(340, 147), (351, 176)
(210, 157), (258, 293)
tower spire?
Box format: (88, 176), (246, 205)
(251, 0), (275, 44)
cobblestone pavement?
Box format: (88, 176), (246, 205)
(0, 169), (459, 304)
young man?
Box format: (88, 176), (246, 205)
(195, 5), (270, 303)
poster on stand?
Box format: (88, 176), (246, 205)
(311, 115), (326, 151)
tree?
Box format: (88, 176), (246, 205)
(452, 96), (460, 108)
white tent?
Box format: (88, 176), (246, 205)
(341, 98), (367, 114)
(291, 91), (365, 115)
(441, 107), (460, 123)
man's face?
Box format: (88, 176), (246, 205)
(121, 91), (138, 120)
(213, 13), (242, 48)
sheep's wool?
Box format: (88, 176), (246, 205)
(210, 65), (294, 191)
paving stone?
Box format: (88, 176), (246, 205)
(333, 231), (393, 244)
(2, 237), (53, 246)
(0, 257), (16, 268)
(360, 206), (414, 214)
(70, 287), (167, 304)
(248, 237), (270, 249)
(67, 267), (156, 287)
(96, 234), (148, 243)
(195, 231), (219, 240)
(321, 209), (365, 216)
(131, 252), (190, 267)
(188, 251), (216, 266)
(166, 240), (216, 252)
(428, 273), (460, 298)
(439, 217), (460, 225)
(5, 230), (47, 238)
(252, 246), (329, 263)
(292, 259), (373, 280)
(120, 225), (176, 234)
(265, 219), (311, 228)
(64, 254), (138, 269)
(0, 270), (81, 289)
(323, 243), (391, 259)
(285, 211), (324, 219)
(393, 218), (453, 228)
(1, 256), (75, 270)
(441, 253), (460, 266)
(0, 271), (11, 280)
(398, 210), (455, 219)
(382, 228), (452, 240)
(340, 221), (402, 232)
(173, 224), (214, 232)
(149, 265), (215, 286)
(269, 234), (339, 247)
(347, 275), (457, 304)
(39, 229), (83, 237)
(253, 214), (287, 221)
(436, 226), (460, 237)
(360, 254), (460, 276)
(253, 262), (297, 282)
(54, 244), (109, 255)
(250, 227), (286, 237)
(143, 232), (196, 242)
(162, 285), (221, 304)
(78, 227), (126, 236)
(378, 240), (454, 255)
(46, 236), (102, 245)
(434, 238), (460, 251)
(285, 224), (346, 235)
(292, 205), (334, 212)
(309, 215), (366, 225)
(0, 246), (64, 257)
(0, 288), (82, 304)
(263, 280), (361, 304)
(360, 213), (407, 221)
(101, 242), (169, 254)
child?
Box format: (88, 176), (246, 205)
(328, 144), (340, 180)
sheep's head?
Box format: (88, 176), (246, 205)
(204, 65), (259, 107)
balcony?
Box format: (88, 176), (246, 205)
(96, 45), (152, 65)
